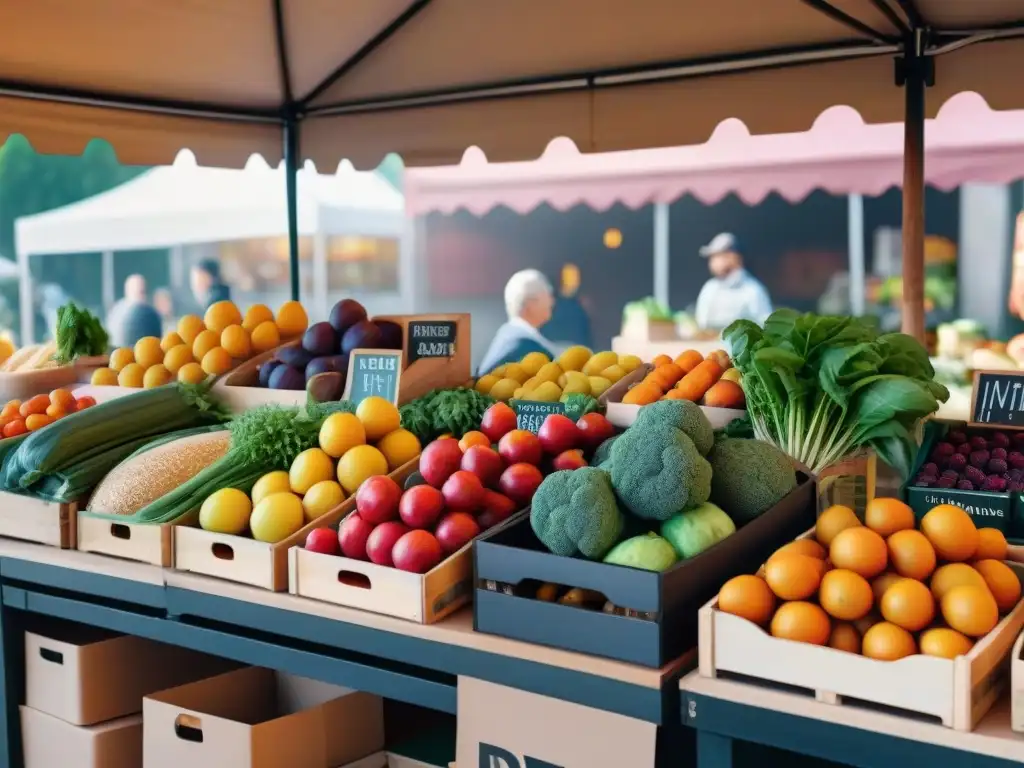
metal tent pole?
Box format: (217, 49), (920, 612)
(284, 118), (301, 301)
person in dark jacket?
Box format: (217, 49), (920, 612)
(120, 301), (163, 347)
(190, 259), (231, 310)
(542, 263), (592, 349)
(479, 269), (556, 374)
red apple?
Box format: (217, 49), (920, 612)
(391, 530), (444, 573)
(337, 513), (375, 560)
(576, 413), (616, 453)
(498, 429), (543, 467)
(355, 475), (402, 525)
(498, 463), (544, 506)
(480, 402), (518, 443)
(538, 414), (580, 455)
(442, 470), (485, 512)
(305, 527), (340, 556)
(365, 520), (410, 566)
(419, 438), (465, 488)
(399, 484), (445, 529)
(434, 511), (481, 555)
(461, 445), (504, 488)
(552, 449), (588, 472)
(477, 490), (518, 529)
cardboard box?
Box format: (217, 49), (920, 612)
(144, 667), (384, 768)
(21, 705), (141, 768)
(25, 618), (231, 726)
(456, 677), (656, 768)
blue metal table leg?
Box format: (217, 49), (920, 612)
(696, 731), (734, 768)
(0, 602), (23, 768)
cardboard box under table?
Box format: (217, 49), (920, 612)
(0, 490), (78, 548)
(473, 475), (816, 667)
(21, 706), (141, 768)
(144, 666), (385, 768)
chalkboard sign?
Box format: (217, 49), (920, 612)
(513, 401), (564, 434)
(343, 349), (403, 406)
(970, 370), (1024, 428)
(407, 320), (457, 364)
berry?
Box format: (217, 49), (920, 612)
(1009, 452), (1024, 470)
(956, 480), (975, 490)
(956, 443), (972, 456)
(931, 443), (956, 462)
(969, 450), (991, 469)
(992, 447), (1008, 461)
(989, 458), (1009, 475)
(982, 476), (1007, 492)
(992, 432), (1011, 449)
(947, 430), (967, 445)
(940, 469), (960, 480)
(914, 478), (933, 487)
(969, 436), (989, 451)
(936, 476), (957, 488)
(1009, 481), (1024, 493)
(965, 465), (987, 485)
(946, 453), (967, 472)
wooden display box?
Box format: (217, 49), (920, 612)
(602, 364), (746, 430)
(1010, 629), (1024, 733)
(289, 461), (526, 624)
(0, 491), (78, 548)
(76, 509), (197, 567)
(620, 315), (677, 342)
(473, 476), (815, 667)
(699, 531), (1024, 730)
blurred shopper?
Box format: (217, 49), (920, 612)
(107, 274), (162, 347)
(479, 269), (556, 373)
(694, 233), (772, 331)
(190, 259), (231, 310)
(153, 287), (175, 332)
(542, 263), (593, 349)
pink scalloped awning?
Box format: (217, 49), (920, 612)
(405, 93), (1024, 216)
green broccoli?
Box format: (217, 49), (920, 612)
(708, 437), (798, 526)
(531, 467), (624, 560)
(633, 399), (714, 455)
(610, 423), (712, 521)
(592, 435), (619, 467)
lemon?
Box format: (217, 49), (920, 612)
(204, 300), (243, 334)
(618, 354), (643, 373)
(251, 471), (292, 506)
(519, 351), (550, 376)
(250, 320), (282, 354)
(502, 363), (530, 384)
(109, 347), (134, 372)
(376, 428), (422, 470)
(133, 336), (164, 369)
(318, 412), (366, 458)
(301, 480), (346, 522)
(200, 347), (233, 376)
(249, 492), (305, 543)
(588, 376), (613, 397)
(163, 344), (194, 374)
(582, 351), (618, 376)
(117, 362), (146, 388)
(143, 364), (173, 388)
(242, 303), (274, 332)
(289, 447), (336, 495)
(90, 367), (119, 386)
(534, 362), (563, 384)
(177, 362), (206, 384)
(487, 378), (519, 401)
(198, 488), (252, 535)
(558, 345), (593, 372)
(600, 364), (626, 383)
(160, 331), (184, 352)
(356, 396), (401, 442)
(474, 374), (498, 395)
(177, 314), (206, 345)
(192, 329), (219, 361)
(336, 445), (389, 494)
(220, 324), (251, 359)
(275, 300), (309, 337)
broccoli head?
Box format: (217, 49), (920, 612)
(708, 437), (798, 526)
(633, 399), (714, 455)
(592, 435), (619, 467)
(610, 422), (712, 521)
(530, 467), (624, 560)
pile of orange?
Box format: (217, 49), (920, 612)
(717, 498), (1021, 661)
(0, 388), (96, 438)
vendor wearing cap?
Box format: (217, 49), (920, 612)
(694, 232), (773, 331)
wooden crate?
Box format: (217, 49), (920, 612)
(212, 341), (307, 412)
(602, 364), (745, 429)
(0, 491), (77, 548)
(698, 529), (1024, 730)
(76, 510), (197, 567)
(1010, 629), (1024, 733)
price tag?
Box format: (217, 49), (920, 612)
(344, 349), (402, 406)
(407, 320), (457, 364)
(513, 401), (564, 434)
(969, 370), (1024, 429)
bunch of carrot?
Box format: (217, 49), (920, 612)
(621, 349), (745, 409)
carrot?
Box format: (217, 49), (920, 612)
(25, 413), (53, 432)
(20, 394), (50, 418)
(649, 363), (684, 390)
(623, 382), (661, 406)
(651, 354), (673, 368)
(703, 379), (745, 409)
(673, 350), (704, 374)
(674, 359), (724, 402)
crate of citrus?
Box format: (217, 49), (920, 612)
(698, 498), (1024, 730)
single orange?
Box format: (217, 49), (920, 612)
(972, 559), (1022, 613)
(815, 504), (861, 547)
(920, 504), (978, 562)
(853, 609), (883, 636)
(871, 571), (904, 603)
(861, 622), (917, 661)
(819, 569), (874, 621)
(764, 553), (825, 600)
(886, 529), (937, 580)
(829, 526), (888, 579)
(919, 627), (974, 659)
(768, 539), (827, 562)
(864, 497), (916, 537)
(770, 602), (831, 645)
(930, 563), (988, 601)
(974, 528), (1009, 561)
(24, 413), (53, 431)
(717, 575), (776, 626)
(941, 585), (999, 638)
(828, 622), (862, 654)
(880, 578), (935, 631)
(458, 431), (491, 452)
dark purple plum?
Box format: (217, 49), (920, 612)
(341, 320), (384, 356)
(305, 354), (349, 382)
(275, 345), (313, 369)
(328, 299), (368, 335)
(375, 320), (404, 350)
(268, 364), (305, 391)
(301, 322), (339, 357)
(258, 360), (282, 388)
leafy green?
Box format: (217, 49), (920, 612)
(399, 388), (494, 443)
(723, 310), (948, 479)
(53, 302), (109, 364)
(561, 393), (599, 421)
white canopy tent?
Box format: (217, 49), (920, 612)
(15, 156), (406, 343)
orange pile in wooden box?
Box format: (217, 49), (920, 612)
(0, 388), (96, 438)
(717, 498), (1021, 661)
(621, 349), (745, 408)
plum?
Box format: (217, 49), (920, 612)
(946, 453), (967, 472)
(965, 465), (987, 485)
(340, 320), (384, 356)
(305, 355), (346, 382)
(969, 450), (990, 469)
(957, 480), (975, 490)
(268, 364), (305, 391)
(306, 372), (345, 403)
(989, 458), (1009, 475)
(275, 345), (313, 369)
(258, 359), (281, 388)
(328, 299), (368, 335)
(376, 320), (404, 350)
(301, 322), (339, 357)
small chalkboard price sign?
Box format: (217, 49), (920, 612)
(969, 369), (1024, 428)
(407, 320), (457, 364)
(513, 401), (564, 434)
(343, 349), (403, 407)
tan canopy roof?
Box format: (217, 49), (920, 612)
(0, 1), (1021, 168)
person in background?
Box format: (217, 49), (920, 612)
(106, 274), (159, 347)
(153, 287), (175, 333)
(542, 263), (593, 349)
(479, 269), (556, 374)
(190, 259), (231, 311)
(694, 233), (773, 331)
(120, 300), (163, 347)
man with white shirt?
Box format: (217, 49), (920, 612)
(479, 269), (557, 374)
(694, 233), (773, 331)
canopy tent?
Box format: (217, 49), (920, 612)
(14, 158), (405, 342)
(2, 1), (1024, 340)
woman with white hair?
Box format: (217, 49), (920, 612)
(478, 269), (556, 373)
